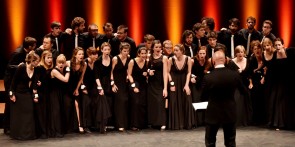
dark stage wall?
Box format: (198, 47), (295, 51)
(0, 0), (294, 78)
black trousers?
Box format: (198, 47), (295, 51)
(205, 123), (236, 147)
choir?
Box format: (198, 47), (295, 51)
(3, 16), (295, 140)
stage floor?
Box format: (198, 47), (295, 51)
(1, 126), (295, 147)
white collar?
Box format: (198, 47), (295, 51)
(215, 64), (225, 68)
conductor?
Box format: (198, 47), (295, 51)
(201, 49), (247, 147)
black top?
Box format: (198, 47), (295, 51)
(10, 64), (36, 94)
(201, 67), (247, 124)
(4, 46), (27, 81)
(131, 59), (148, 88)
(94, 55), (112, 94)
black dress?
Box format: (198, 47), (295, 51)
(113, 56), (130, 128)
(248, 55), (266, 125)
(34, 66), (52, 138)
(64, 64), (82, 133)
(86, 58), (111, 132)
(191, 57), (206, 127)
(233, 59), (252, 127)
(10, 64), (36, 140)
(147, 55), (166, 127)
(129, 59), (148, 129)
(48, 67), (67, 137)
(168, 57), (195, 129)
(94, 55), (114, 127)
(82, 59), (95, 128)
(266, 52), (294, 129)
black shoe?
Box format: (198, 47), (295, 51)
(84, 128), (92, 133)
(56, 134), (64, 138)
(4, 129), (10, 135)
(39, 134), (48, 139)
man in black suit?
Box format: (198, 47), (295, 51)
(182, 30), (197, 57)
(110, 25), (137, 58)
(201, 49), (247, 147)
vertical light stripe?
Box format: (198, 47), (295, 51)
(204, 0), (220, 30)
(242, 0), (260, 28)
(279, 0), (292, 47)
(49, 0), (63, 30)
(7, 0), (25, 49)
(129, 0), (142, 45)
(165, 0), (183, 44)
(89, 0), (106, 34)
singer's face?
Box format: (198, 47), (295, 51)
(153, 43), (162, 54)
(198, 49), (206, 59)
(76, 50), (84, 62)
(274, 41), (284, 50)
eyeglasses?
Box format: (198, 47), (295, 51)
(117, 32), (124, 34)
(164, 47), (173, 49)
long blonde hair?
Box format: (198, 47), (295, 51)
(40, 50), (53, 69)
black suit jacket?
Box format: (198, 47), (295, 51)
(110, 37), (137, 58)
(201, 67), (247, 124)
(63, 33), (85, 60)
(4, 46), (27, 83)
(184, 43), (197, 57)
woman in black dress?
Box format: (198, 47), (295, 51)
(127, 47), (148, 130)
(111, 42), (131, 131)
(65, 47), (87, 133)
(9, 51), (39, 140)
(147, 40), (168, 130)
(81, 47), (99, 133)
(49, 54), (70, 137)
(190, 46), (209, 127)
(248, 41), (266, 125)
(232, 45), (252, 126)
(94, 42), (113, 131)
(168, 44), (195, 130)
(274, 38), (295, 130)
(34, 50), (53, 138)
(264, 38), (293, 130)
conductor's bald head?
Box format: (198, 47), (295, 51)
(213, 50), (226, 67)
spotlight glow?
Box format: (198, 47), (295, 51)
(88, 0), (107, 34)
(165, 0), (183, 44)
(203, 0), (220, 30)
(7, 0), (25, 50)
(242, 0), (260, 28)
(279, 0), (292, 47)
(129, 0), (143, 45)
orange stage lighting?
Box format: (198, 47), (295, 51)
(242, 0), (260, 28)
(165, 0), (183, 44)
(129, 0), (143, 45)
(49, 0), (63, 31)
(203, 0), (220, 30)
(7, 0), (25, 50)
(279, 0), (292, 47)
(88, 0), (107, 34)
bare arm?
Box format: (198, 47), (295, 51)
(162, 56), (168, 97)
(184, 57), (192, 95)
(110, 56), (118, 81)
(75, 62), (87, 92)
(167, 57), (173, 82)
(127, 59), (135, 83)
(51, 68), (70, 82)
(111, 56), (118, 93)
(185, 57), (192, 87)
